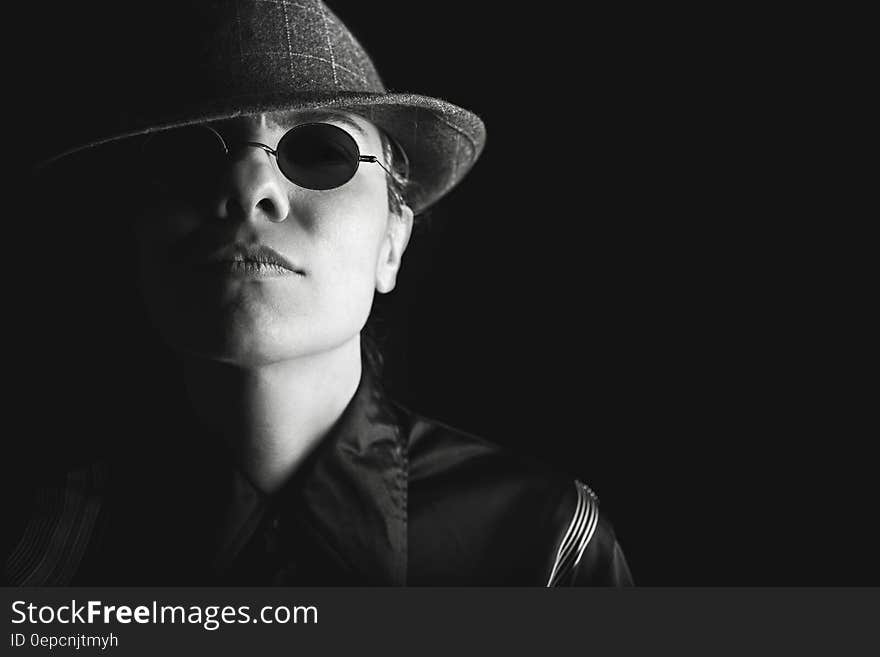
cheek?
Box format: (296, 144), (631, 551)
(131, 201), (206, 326)
(132, 199), (201, 257)
(305, 191), (387, 322)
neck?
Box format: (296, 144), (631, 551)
(180, 337), (363, 495)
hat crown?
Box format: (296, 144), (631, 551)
(181, 0), (387, 100)
(128, 0), (386, 107)
(37, 0), (388, 159)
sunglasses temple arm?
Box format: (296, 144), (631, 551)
(361, 155), (407, 206)
(360, 155), (394, 178)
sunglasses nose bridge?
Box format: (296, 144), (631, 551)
(222, 140), (286, 184)
(215, 141), (291, 224)
(242, 141), (278, 158)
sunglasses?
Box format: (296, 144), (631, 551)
(140, 121), (405, 192)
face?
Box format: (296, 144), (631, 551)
(131, 110), (413, 366)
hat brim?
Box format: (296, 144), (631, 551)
(35, 92), (486, 215)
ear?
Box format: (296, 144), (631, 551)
(375, 205), (414, 294)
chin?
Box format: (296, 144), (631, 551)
(168, 322), (359, 368)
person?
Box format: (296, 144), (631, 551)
(5, 0), (633, 586)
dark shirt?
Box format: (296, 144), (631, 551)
(4, 373), (633, 586)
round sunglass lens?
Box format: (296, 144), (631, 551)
(276, 123), (360, 190)
(141, 126), (226, 191)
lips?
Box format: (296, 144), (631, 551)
(207, 258), (296, 276)
(190, 243), (305, 276)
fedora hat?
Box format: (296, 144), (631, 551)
(31, 0), (486, 215)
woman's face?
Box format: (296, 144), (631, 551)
(131, 110), (413, 366)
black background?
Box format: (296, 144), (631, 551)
(8, 2), (874, 585)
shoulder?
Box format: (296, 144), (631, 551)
(393, 403), (634, 586)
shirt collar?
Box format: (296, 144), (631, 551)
(207, 370), (408, 584)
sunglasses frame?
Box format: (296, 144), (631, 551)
(142, 121), (401, 191)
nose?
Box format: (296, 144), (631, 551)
(215, 144), (290, 223)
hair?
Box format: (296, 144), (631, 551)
(378, 131), (411, 216)
(362, 130), (413, 382)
